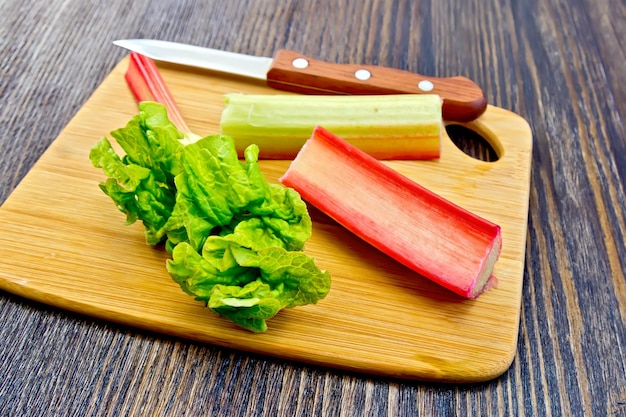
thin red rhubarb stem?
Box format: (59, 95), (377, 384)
(125, 52), (192, 134)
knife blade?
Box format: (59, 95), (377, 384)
(113, 39), (487, 122)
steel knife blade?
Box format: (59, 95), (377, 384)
(113, 39), (487, 122)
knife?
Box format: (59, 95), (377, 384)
(113, 39), (487, 122)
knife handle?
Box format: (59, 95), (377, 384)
(266, 49), (487, 122)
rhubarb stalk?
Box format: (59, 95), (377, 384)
(124, 52), (199, 142)
(280, 126), (502, 298)
(220, 93), (442, 160)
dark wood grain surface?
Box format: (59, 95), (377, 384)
(0, 0), (624, 415)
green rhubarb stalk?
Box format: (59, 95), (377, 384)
(280, 126), (501, 299)
(220, 93), (442, 160)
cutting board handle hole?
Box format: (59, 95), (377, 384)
(445, 124), (500, 162)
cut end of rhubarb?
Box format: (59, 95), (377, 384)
(466, 232), (502, 298)
(280, 126), (502, 299)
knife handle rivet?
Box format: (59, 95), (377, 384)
(292, 58), (309, 69)
(418, 80), (435, 92)
(354, 69), (371, 81)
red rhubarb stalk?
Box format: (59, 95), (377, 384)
(125, 51), (193, 136)
(280, 126), (502, 299)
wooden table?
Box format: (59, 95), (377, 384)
(0, 0), (624, 415)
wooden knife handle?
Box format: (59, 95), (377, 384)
(266, 49), (487, 122)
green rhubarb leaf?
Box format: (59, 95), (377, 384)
(167, 238), (330, 332)
(239, 146), (313, 251)
(164, 136), (266, 251)
(89, 102), (184, 245)
(208, 281), (283, 333)
(92, 102), (330, 332)
(89, 137), (176, 245)
(110, 101), (184, 182)
(167, 242), (256, 297)
(245, 184), (312, 251)
(164, 136), (312, 252)
(230, 246), (331, 308)
(213, 218), (287, 252)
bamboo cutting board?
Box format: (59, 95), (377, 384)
(0, 57), (532, 382)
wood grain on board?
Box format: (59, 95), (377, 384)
(0, 57), (532, 382)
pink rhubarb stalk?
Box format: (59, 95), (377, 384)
(124, 51), (194, 137)
(280, 126), (502, 298)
